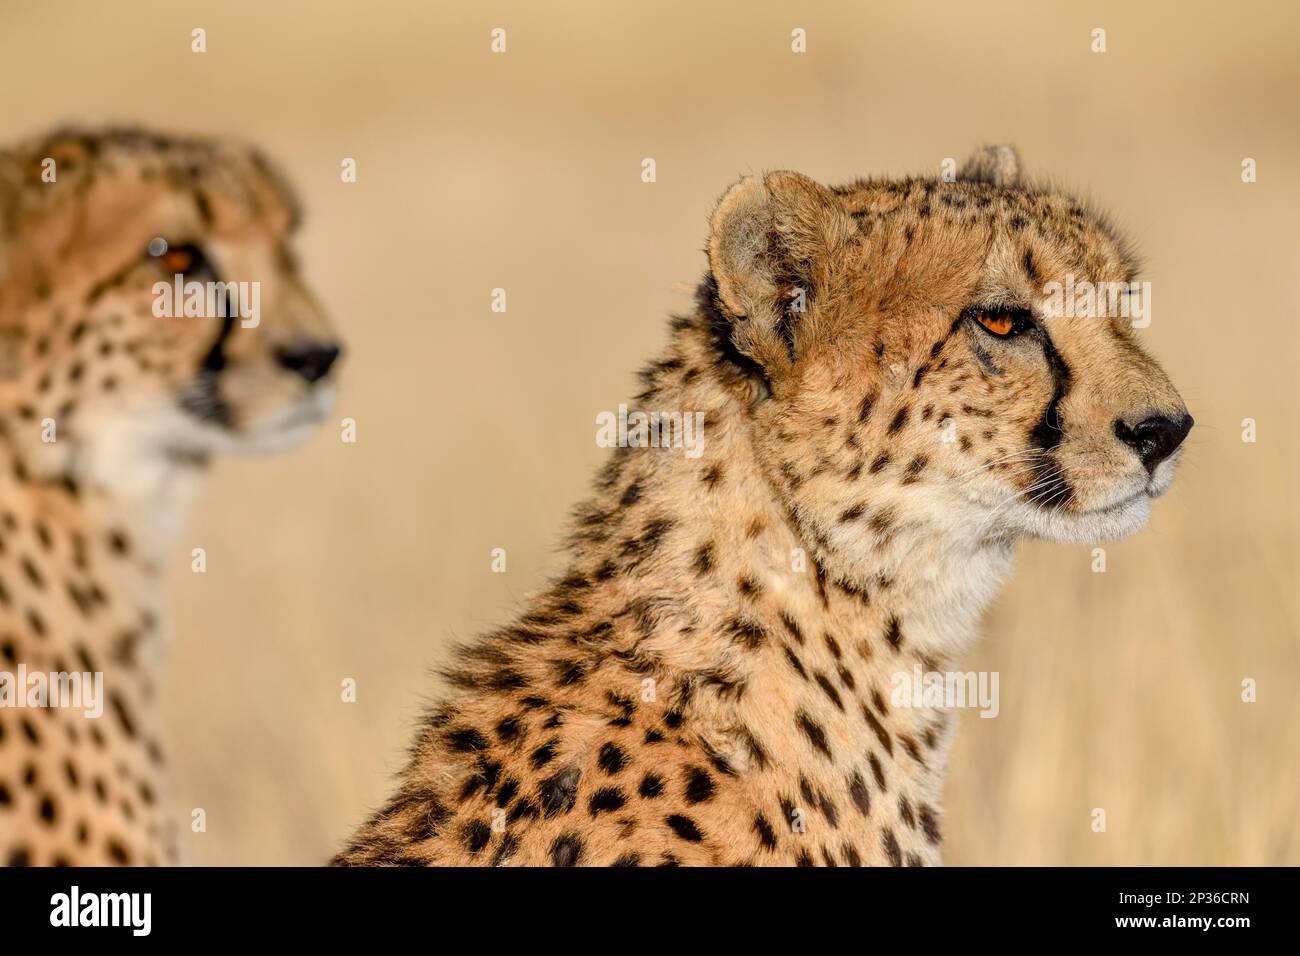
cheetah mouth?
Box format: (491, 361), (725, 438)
(1077, 488), (1150, 516)
(236, 386), (335, 451)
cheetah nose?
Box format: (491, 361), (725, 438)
(1114, 411), (1193, 473)
(275, 342), (342, 384)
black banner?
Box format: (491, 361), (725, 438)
(0, 866), (1280, 942)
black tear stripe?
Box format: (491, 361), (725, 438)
(1027, 326), (1073, 508)
(181, 273), (240, 426)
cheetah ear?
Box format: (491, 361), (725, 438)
(707, 171), (856, 373)
(959, 145), (1022, 187)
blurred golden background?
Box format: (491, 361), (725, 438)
(2, 0), (1295, 865)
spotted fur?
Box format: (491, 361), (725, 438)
(333, 146), (1188, 866)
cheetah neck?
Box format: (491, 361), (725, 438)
(0, 419), (192, 864)
(579, 317), (1015, 673)
(548, 317), (1012, 854)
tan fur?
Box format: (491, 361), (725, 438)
(0, 128), (339, 866)
(331, 146), (1189, 867)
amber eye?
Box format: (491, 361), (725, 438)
(149, 241), (208, 276)
(976, 311), (1014, 335)
(965, 307), (1030, 338)
(161, 248), (193, 273)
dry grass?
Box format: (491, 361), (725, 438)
(2, 0), (1295, 864)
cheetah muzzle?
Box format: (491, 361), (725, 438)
(334, 145), (1190, 867)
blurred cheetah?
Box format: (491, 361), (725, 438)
(0, 127), (341, 866)
(334, 146), (1188, 867)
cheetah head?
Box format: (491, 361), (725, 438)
(706, 146), (1190, 562)
(0, 127), (340, 493)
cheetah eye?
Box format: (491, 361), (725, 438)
(965, 307), (1032, 338)
(149, 241), (209, 276)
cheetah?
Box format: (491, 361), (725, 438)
(334, 145), (1190, 867)
(0, 127), (341, 866)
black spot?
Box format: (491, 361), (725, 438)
(684, 767), (716, 804)
(446, 727), (488, 753)
(495, 777), (519, 808)
(490, 833), (519, 866)
(919, 805), (942, 845)
(849, 771), (871, 816)
(107, 530), (130, 555)
(588, 787), (627, 815)
(840, 503), (866, 522)
(882, 830), (903, 867)
(862, 704), (893, 755)
(106, 840), (130, 865)
(506, 798), (539, 823)
(109, 694), (137, 739)
(597, 742), (626, 774)
(902, 455), (927, 484)
(495, 716), (522, 743)
(884, 616), (902, 649)
(814, 673), (844, 711)
(639, 773), (664, 798)
(783, 646), (808, 680)
(461, 819), (491, 853)
(612, 852), (641, 867)
(899, 795), (916, 828)
(620, 482), (642, 507)
(20, 558), (43, 589)
(796, 711), (832, 759)
(550, 833), (585, 867)
(868, 752), (888, 791)
(530, 738), (559, 768)
(754, 813), (777, 851)
(1022, 249), (1039, 283)
(887, 407), (908, 434)
(665, 814), (703, 843)
(26, 609), (46, 638)
(727, 617), (766, 649)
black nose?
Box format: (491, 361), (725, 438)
(275, 343), (341, 384)
(1114, 412), (1193, 473)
